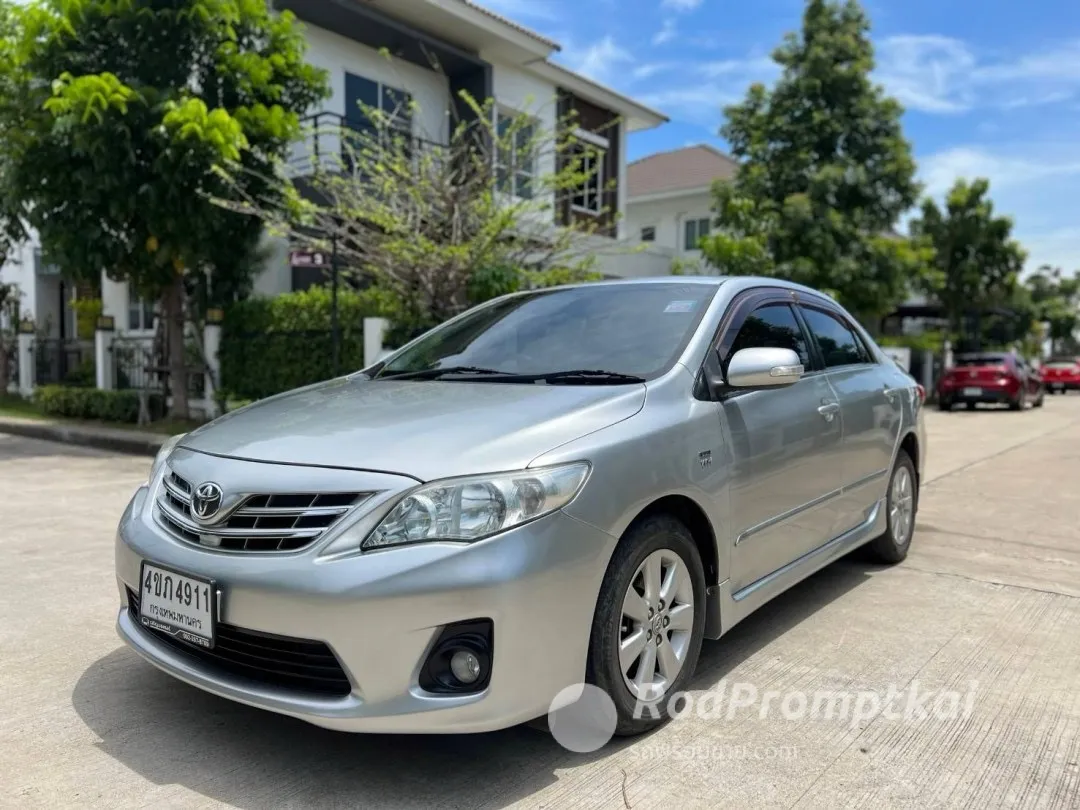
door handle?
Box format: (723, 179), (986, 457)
(817, 402), (840, 422)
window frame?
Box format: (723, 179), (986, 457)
(795, 302), (876, 371)
(127, 295), (156, 333)
(683, 217), (711, 250)
(494, 107), (538, 200)
(569, 130), (607, 216)
(640, 226), (657, 242)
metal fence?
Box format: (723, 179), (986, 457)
(34, 338), (94, 387)
(110, 335), (206, 401)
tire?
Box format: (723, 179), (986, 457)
(1034, 389), (1045, 408)
(587, 514), (706, 737)
(868, 450), (917, 564)
(965, 401), (976, 410)
(1010, 389), (1026, 411)
(938, 399), (952, 411)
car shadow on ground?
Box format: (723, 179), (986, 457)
(72, 557), (877, 808)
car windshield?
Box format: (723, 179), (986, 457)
(955, 354), (1008, 367)
(375, 283), (718, 382)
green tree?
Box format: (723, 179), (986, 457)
(217, 94), (607, 344)
(700, 0), (930, 323)
(0, 0), (328, 417)
(909, 178), (1027, 340)
(1025, 266), (1080, 355)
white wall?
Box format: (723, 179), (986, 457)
(626, 190), (714, 260)
(294, 25), (453, 168)
(0, 237), (39, 325)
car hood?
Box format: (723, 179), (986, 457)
(180, 377), (646, 481)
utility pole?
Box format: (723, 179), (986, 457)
(330, 232), (340, 377)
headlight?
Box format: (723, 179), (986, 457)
(362, 462), (590, 551)
(148, 434), (185, 483)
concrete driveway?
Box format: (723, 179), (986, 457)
(2, 396), (1079, 808)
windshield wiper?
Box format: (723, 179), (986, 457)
(535, 369), (646, 385)
(378, 365), (512, 381)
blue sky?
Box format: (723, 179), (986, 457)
(477, 0), (1080, 272)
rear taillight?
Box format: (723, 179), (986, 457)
(916, 383), (926, 404)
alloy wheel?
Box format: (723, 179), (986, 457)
(619, 549), (695, 701)
(889, 466), (915, 545)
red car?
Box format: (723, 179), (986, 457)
(1042, 357), (1080, 394)
(937, 352), (1045, 411)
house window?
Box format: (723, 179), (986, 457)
(570, 136), (606, 216)
(343, 73), (413, 153)
(128, 296), (155, 331)
(640, 226), (657, 242)
(684, 217), (711, 250)
(495, 109), (536, 199)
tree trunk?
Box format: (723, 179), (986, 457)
(162, 276), (189, 420)
(0, 340), (9, 395)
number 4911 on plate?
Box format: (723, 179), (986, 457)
(139, 561), (217, 649)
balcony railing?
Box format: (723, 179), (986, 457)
(288, 111), (449, 177)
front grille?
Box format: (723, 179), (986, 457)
(127, 588), (352, 697)
(156, 469), (370, 552)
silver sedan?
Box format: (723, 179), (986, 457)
(115, 276), (926, 737)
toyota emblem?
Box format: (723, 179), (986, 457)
(191, 482), (224, 522)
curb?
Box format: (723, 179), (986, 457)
(0, 417), (167, 457)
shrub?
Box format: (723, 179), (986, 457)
(219, 287), (392, 401)
(34, 385), (164, 423)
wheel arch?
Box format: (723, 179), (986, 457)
(623, 494), (719, 587)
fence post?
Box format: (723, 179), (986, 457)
(363, 317), (389, 367)
(17, 323), (34, 397)
(204, 313), (223, 418)
(95, 316), (116, 390)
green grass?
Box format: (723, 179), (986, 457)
(0, 394), (205, 434)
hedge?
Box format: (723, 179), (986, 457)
(220, 286), (393, 401)
(34, 385), (164, 423)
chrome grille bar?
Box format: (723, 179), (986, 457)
(155, 467), (370, 552)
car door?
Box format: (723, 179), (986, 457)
(715, 295), (846, 595)
(797, 302), (903, 532)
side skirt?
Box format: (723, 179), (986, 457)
(702, 498), (886, 640)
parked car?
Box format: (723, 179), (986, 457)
(1042, 357), (1080, 394)
(115, 277), (926, 738)
(937, 352), (1045, 411)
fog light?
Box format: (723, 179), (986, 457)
(450, 650), (482, 684)
(419, 619), (494, 694)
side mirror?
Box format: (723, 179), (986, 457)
(726, 347), (804, 389)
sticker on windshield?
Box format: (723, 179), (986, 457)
(664, 300), (697, 314)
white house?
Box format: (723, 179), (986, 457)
(625, 144), (738, 262)
(1, 0), (673, 338)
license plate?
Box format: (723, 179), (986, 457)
(138, 562), (216, 648)
(963, 387), (981, 397)
(1053, 383), (1065, 390)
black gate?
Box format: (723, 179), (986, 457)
(34, 338), (93, 387)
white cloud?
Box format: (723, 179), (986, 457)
(564, 36), (634, 85)
(636, 56), (778, 126)
(662, 0), (703, 10)
(653, 18), (677, 46)
(919, 147), (1080, 198)
(876, 35), (1080, 114)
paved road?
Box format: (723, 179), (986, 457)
(2, 397), (1080, 809)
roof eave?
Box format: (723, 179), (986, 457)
(627, 185), (717, 204)
(529, 61), (669, 132)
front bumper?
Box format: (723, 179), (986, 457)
(115, 485), (617, 733)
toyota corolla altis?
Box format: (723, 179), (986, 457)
(115, 277), (925, 737)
